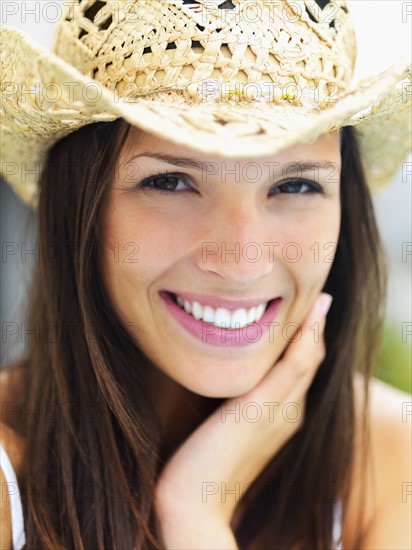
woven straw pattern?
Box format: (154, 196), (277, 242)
(0, 0), (411, 209)
(53, 0), (354, 107)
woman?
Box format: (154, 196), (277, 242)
(1, 1), (411, 548)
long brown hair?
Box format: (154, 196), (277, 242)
(3, 121), (386, 548)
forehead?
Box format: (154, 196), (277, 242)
(121, 127), (341, 167)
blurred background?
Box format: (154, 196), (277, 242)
(1, 0), (411, 393)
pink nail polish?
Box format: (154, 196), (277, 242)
(316, 294), (333, 315)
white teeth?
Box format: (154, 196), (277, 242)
(215, 307), (232, 328)
(230, 308), (248, 328)
(255, 303), (266, 319)
(247, 306), (257, 324)
(202, 306), (215, 324)
(174, 294), (269, 328)
(191, 301), (203, 320)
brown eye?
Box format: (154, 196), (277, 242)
(271, 178), (324, 195)
(135, 173), (195, 195)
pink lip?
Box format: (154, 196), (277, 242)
(160, 291), (282, 348)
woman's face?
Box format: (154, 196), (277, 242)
(101, 128), (341, 397)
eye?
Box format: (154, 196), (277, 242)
(133, 172), (195, 195)
(270, 178), (325, 196)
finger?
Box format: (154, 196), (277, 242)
(251, 292), (333, 404)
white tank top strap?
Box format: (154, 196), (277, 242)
(0, 441), (26, 549)
(332, 498), (343, 550)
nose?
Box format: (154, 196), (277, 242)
(195, 200), (276, 287)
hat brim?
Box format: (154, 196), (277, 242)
(1, 26), (411, 208)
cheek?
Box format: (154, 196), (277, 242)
(274, 203), (341, 279)
(101, 200), (193, 297)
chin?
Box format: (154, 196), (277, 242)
(178, 365), (270, 399)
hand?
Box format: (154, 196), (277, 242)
(154, 293), (333, 545)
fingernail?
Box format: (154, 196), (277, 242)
(316, 293), (333, 315)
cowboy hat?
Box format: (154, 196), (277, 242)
(1, 0), (411, 209)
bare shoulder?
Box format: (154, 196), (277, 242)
(0, 361), (26, 467)
(344, 372), (412, 549)
(0, 360), (26, 434)
(0, 362), (27, 549)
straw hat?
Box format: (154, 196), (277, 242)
(1, 0), (411, 209)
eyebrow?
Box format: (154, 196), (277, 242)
(126, 153), (339, 174)
(127, 153), (205, 170)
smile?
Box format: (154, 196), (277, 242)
(174, 295), (268, 329)
(160, 291), (283, 348)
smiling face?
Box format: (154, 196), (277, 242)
(100, 128), (341, 397)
